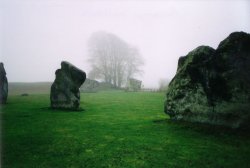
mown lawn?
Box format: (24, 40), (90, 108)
(1, 91), (250, 168)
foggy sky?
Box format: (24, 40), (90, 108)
(1, 0), (249, 88)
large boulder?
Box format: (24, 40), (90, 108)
(50, 61), (86, 110)
(164, 32), (250, 128)
(0, 63), (8, 104)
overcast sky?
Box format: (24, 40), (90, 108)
(1, 0), (249, 88)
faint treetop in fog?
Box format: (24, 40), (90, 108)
(88, 31), (144, 88)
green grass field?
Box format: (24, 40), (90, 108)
(1, 91), (250, 168)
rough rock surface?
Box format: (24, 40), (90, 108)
(164, 32), (250, 128)
(0, 63), (8, 104)
(50, 61), (86, 110)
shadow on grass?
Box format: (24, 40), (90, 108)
(153, 118), (250, 138)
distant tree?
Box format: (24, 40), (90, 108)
(88, 31), (144, 88)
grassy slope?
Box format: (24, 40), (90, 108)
(1, 91), (250, 168)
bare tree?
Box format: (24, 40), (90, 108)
(88, 31), (144, 88)
(126, 47), (144, 79)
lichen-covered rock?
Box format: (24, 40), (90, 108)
(165, 32), (250, 128)
(0, 63), (8, 104)
(50, 61), (86, 110)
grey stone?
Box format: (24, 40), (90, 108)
(164, 32), (250, 129)
(0, 62), (8, 104)
(126, 78), (142, 92)
(80, 78), (100, 92)
(50, 61), (86, 110)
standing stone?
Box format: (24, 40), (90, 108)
(0, 63), (8, 104)
(80, 78), (100, 93)
(164, 32), (250, 129)
(50, 61), (86, 110)
(126, 78), (142, 92)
